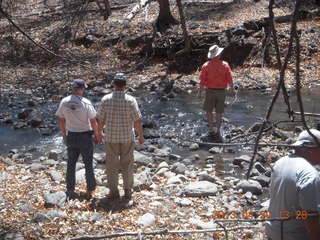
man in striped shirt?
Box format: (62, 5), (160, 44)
(97, 73), (144, 201)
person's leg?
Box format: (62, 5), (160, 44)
(119, 142), (135, 199)
(206, 112), (214, 132)
(66, 146), (80, 194)
(203, 89), (215, 132)
(80, 133), (96, 193)
(215, 90), (226, 133)
(105, 142), (120, 197)
(215, 112), (223, 132)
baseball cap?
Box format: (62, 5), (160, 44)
(113, 73), (127, 85)
(292, 129), (320, 147)
(72, 79), (88, 89)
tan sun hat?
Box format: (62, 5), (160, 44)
(207, 45), (224, 59)
(292, 129), (320, 147)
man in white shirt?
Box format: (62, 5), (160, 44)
(56, 79), (99, 200)
(266, 129), (320, 240)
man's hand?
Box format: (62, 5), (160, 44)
(228, 88), (236, 94)
(197, 88), (203, 99)
(138, 135), (145, 145)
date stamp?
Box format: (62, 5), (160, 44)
(211, 210), (310, 220)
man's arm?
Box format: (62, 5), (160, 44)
(57, 117), (67, 138)
(90, 118), (99, 143)
(96, 119), (105, 143)
(134, 119), (144, 145)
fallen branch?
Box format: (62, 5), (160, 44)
(290, 111), (320, 118)
(126, 0), (152, 20)
(69, 226), (255, 240)
(0, 6), (108, 77)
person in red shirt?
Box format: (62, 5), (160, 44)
(198, 45), (235, 139)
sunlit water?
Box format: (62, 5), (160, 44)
(1, 89), (320, 157)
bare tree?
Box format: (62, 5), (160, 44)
(176, 0), (191, 54)
(155, 0), (178, 32)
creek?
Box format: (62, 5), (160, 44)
(1, 89), (320, 159)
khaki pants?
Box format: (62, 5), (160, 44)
(203, 88), (226, 113)
(105, 142), (134, 193)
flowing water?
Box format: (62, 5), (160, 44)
(1, 89), (320, 157)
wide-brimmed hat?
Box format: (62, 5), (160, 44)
(207, 45), (224, 59)
(292, 129), (320, 147)
(72, 79), (88, 89)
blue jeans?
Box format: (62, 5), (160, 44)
(66, 131), (96, 192)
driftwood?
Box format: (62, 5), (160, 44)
(126, 0), (151, 20)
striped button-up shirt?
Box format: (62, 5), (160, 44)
(97, 91), (141, 143)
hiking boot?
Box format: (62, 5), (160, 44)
(81, 190), (95, 200)
(66, 191), (80, 201)
(107, 191), (120, 200)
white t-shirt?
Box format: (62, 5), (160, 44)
(56, 95), (96, 132)
(265, 154), (320, 240)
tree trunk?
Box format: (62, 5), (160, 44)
(176, 0), (191, 54)
(155, 0), (178, 33)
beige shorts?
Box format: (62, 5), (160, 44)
(203, 88), (226, 113)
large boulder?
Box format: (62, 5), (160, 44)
(183, 181), (218, 197)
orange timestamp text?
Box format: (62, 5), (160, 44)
(211, 210), (310, 220)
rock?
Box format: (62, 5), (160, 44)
(154, 146), (172, 157)
(167, 175), (187, 185)
(17, 109), (33, 119)
(93, 152), (105, 164)
(2, 232), (25, 240)
(134, 151), (153, 166)
(76, 162), (85, 171)
(189, 143), (199, 151)
(236, 180), (262, 195)
(47, 170), (63, 182)
(171, 162), (187, 174)
(243, 20), (263, 31)
(44, 191), (66, 208)
(137, 213), (156, 227)
(30, 163), (46, 171)
(157, 161), (169, 170)
(33, 213), (51, 222)
(248, 122), (264, 133)
(0, 172), (11, 182)
(42, 159), (58, 166)
(19, 204), (35, 212)
(174, 198), (193, 207)
(254, 162), (266, 174)
(189, 218), (218, 229)
(233, 155), (251, 167)
(47, 210), (67, 218)
(272, 129), (291, 140)
(198, 174), (216, 183)
(209, 147), (222, 154)
(90, 212), (103, 222)
(183, 181), (218, 197)
(28, 117), (42, 128)
(168, 154), (181, 161)
(143, 129), (160, 139)
(142, 120), (157, 128)
(251, 175), (270, 187)
(133, 170), (153, 191)
(48, 149), (61, 161)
